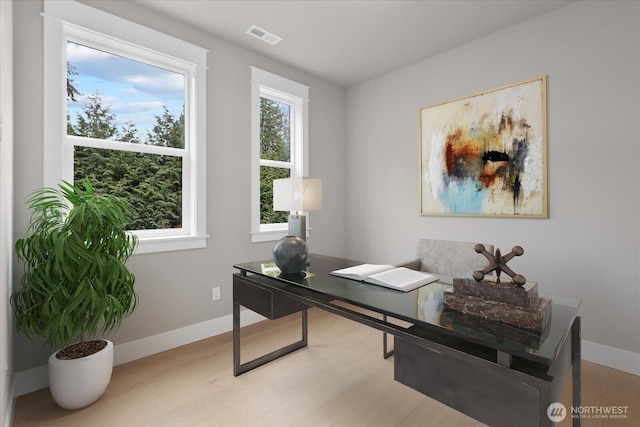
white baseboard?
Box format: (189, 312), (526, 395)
(13, 309), (266, 397)
(13, 318), (638, 397)
(3, 381), (14, 427)
(13, 364), (47, 397)
(582, 340), (640, 376)
(113, 309), (265, 366)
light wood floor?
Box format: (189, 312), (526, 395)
(12, 308), (640, 426)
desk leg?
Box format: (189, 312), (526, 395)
(382, 315), (394, 359)
(301, 307), (309, 343)
(572, 316), (582, 427)
(233, 302), (308, 376)
(233, 299), (240, 376)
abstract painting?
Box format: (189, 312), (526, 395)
(420, 76), (547, 217)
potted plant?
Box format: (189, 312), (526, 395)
(11, 178), (138, 409)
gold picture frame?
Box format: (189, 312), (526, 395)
(419, 76), (547, 217)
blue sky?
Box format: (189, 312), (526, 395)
(66, 42), (185, 138)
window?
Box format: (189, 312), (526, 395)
(43, 1), (207, 254)
(250, 67), (309, 243)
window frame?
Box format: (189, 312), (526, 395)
(250, 66), (309, 243)
(43, 0), (208, 254)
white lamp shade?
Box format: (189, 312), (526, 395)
(273, 178), (322, 212)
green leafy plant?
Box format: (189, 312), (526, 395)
(11, 178), (138, 356)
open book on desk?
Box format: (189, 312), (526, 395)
(330, 264), (438, 292)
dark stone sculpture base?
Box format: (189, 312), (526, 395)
(442, 309), (549, 348)
(443, 290), (552, 332)
(453, 274), (538, 308)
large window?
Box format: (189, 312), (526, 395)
(43, 1), (207, 253)
(250, 67), (309, 242)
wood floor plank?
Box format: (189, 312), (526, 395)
(12, 307), (640, 427)
(555, 363), (640, 427)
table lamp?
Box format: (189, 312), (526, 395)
(273, 177), (322, 242)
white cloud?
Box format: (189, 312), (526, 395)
(69, 93), (118, 107)
(111, 101), (165, 114)
(67, 43), (110, 62)
(68, 42), (183, 98)
(126, 74), (185, 97)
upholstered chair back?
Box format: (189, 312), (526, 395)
(416, 238), (494, 277)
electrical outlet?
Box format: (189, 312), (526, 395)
(212, 287), (221, 301)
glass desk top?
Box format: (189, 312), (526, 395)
(234, 254), (581, 366)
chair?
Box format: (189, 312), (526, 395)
(383, 238), (494, 358)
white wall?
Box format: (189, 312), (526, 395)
(346, 0), (640, 373)
(11, 0), (347, 379)
(0, 0), (13, 424)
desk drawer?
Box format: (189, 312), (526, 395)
(234, 275), (309, 319)
(395, 335), (542, 427)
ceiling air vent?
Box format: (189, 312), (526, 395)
(246, 25), (282, 46)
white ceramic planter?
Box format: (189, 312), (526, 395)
(48, 339), (113, 410)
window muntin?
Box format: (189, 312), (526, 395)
(44, 0), (207, 254)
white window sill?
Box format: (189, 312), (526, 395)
(250, 228), (289, 243)
(135, 234), (208, 254)
(250, 227), (312, 243)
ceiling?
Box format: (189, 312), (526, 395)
(133, 0), (573, 88)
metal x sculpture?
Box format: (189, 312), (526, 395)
(473, 244), (527, 286)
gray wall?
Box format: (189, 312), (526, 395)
(12, 0), (347, 372)
(345, 1), (640, 357)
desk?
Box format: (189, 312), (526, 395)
(233, 254), (581, 427)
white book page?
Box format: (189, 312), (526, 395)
(366, 267), (437, 290)
(330, 264), (395, 280)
